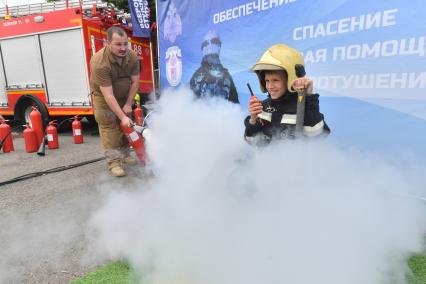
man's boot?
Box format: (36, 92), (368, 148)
(123, 155), (137, 166)
(109, 162), (126, 177)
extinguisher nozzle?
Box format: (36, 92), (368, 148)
(37, 137), (47, 156)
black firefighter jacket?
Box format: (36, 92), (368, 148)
(244, 91), (330, 144)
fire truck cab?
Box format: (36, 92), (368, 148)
(0, 0), (154, 124)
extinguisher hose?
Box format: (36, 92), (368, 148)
(142, 110), (154, 127)
(47, 117), (75, 129)
(0, 156), (105, 187)
(0, 125), (23, 151)
(56, 117), (74, 128)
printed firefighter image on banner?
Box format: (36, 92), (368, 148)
(190, 30), (239, 104)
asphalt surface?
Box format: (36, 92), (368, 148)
(0, 123), (149, 283)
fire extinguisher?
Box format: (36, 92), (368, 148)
(134, 94), (143, 126)
(0, 121), (14, 153)
(46, 121), (59, 149)
(72, 115), (83, 144)
(120, 123), (145, 164)
(23, 124), (38, 153)
(30, 106), (43, 147)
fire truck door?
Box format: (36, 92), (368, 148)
(39, 28), (90, 106)
(0, 35), (45, 92)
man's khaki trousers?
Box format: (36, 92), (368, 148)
(93, 95), (129, 169)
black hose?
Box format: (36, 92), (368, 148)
(56, 117), (74, 129)
(0, 157), (105, 187)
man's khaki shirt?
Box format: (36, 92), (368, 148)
(90, 47), (140, 108)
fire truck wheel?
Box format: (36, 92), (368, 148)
(15, 96), (49, 128)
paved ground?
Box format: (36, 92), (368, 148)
(0, 123), (148, 283)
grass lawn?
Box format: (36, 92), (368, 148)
(70, 261), (135, 284)
(408, 254), (426, 283)
(72, 255), (426, 283)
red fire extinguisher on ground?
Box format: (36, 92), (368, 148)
(23, 124), (38, 153)
(72, 115), (83, 144)
(134, 94), (143, 126)
(46, 121), (59, 149)
(30, 106), (44, 147)
(0, 121), (14, 153)
(120, 123), (145, 164)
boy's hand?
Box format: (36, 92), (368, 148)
(248, 96), (263, 124)
(292, 77), (313, 96)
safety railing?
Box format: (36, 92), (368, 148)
(0, 0), (106, 18)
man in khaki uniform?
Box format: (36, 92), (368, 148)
(90, 26), (140, 177)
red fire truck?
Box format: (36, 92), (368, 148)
(0, 0), (154, 123)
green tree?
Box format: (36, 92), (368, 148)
(46, 0), (156, 22)
(108, 0), (156, 22)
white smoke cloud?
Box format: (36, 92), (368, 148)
(88, 87), (426, 284)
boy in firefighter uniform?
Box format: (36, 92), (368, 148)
(90, 26), (140, 177)
(244, 44), (330, 144)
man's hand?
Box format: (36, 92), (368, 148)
(0, 115), (4, 123)
(121, 116), (133, 128)
(292, 77), (313, 96)
(122, 103), (132, 116)
(248, 96), (263, 124)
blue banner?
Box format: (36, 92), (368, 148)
(128, 0), (150, 38)
(157, 0), (426, 157)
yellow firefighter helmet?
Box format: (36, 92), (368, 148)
(251, 44), (305, 93)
